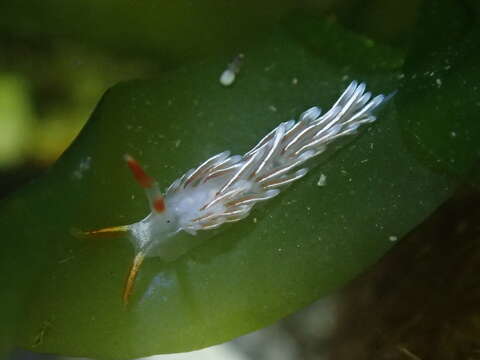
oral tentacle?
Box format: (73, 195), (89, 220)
(73, 225), (130, 239)
(123, 251), (146, 306)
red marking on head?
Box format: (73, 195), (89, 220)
(153, 197), (166, 213)
(124, 154), (154, 189)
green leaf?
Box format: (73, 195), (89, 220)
(398, 0), (480, 180)
(1, 14), (473, 359)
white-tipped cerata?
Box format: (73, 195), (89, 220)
(160, 81), (386, 235)
(81, 80), (390, 305)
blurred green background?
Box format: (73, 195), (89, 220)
(0, 0), (418, 181)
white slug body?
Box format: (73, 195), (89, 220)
(137, 80), (385, 246)
(83, 80), (389, 304)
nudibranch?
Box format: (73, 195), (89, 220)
(81, 80), (389, 305)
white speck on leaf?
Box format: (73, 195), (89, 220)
(264, 63), (274, 72)
(58, 255), (74, 264)
(317, 173), (327, 186)
(389, 235), (398, 242)
(220, 70), (235, 86)
(72, 156), (92, 180)
(220, 53), (244, 87)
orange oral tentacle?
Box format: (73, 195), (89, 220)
(74, 225), (129, 239)
(123, 251), (146, 307)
